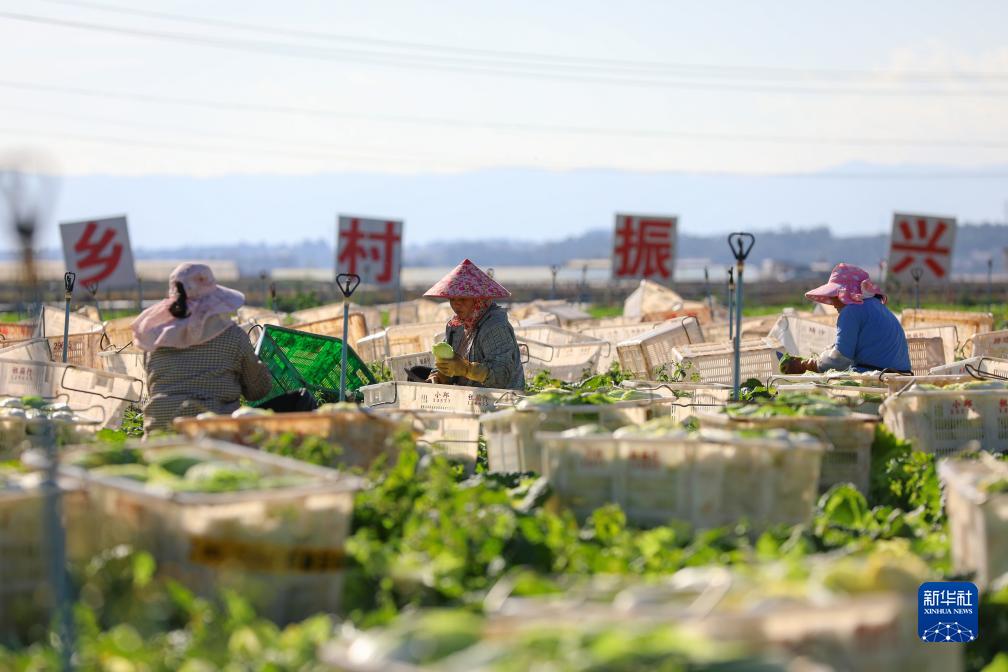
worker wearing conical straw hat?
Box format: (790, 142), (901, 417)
(424, 259), (525, 391)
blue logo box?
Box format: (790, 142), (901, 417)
(918, 581), (979, 643)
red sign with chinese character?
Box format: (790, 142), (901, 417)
(337, 215), (403, 287)
(60, 215), (138, 289)
(887, 213), (956, 284)
(612, 213), (677, 282)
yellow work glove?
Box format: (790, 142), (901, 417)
(435, 353), (490, 383)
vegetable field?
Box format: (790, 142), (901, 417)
(2, 298), (1008, 671)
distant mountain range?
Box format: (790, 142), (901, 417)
(3, 162), (1007, 275)
(3, 162), (1007, 253)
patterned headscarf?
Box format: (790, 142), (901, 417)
(448, 298), (492, 334)
(805, 263), (886, 306)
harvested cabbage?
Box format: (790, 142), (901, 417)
(432, 342), (455, 360)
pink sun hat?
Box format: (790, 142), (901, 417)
(132, 262), (245, 351)
(805, 263), (886, 306)
(423, 259), (511, 299)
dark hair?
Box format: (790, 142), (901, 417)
(168, 281), (190, 318)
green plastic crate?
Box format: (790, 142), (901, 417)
(253, 325), (375, 406)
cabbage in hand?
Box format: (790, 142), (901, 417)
(432, 342), (455, 360)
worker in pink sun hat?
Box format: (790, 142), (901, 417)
(781, 263), (911, 374)
(423, 259), (525, 391)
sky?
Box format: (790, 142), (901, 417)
(1, 0), (1007, 177)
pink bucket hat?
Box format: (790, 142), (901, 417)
(806, 263), (886, 306)
(132, 262), (244, 351)
(423, 259), (510, 299)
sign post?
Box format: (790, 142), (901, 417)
(336, 214), (403, 325)
(887, 213), (957, 286)
(611, 213), (677, 283)
(61, 272), (75, 363)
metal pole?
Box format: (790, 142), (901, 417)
(340, 299), (349, 402)
(911, 266), (923, 323)
(61, 272), (75, 363)
(2, 163), (76, 670)
(269, 282), (276, 312)
(727, 233), (755, 401)
(550, 264), (558, 300)
(988, 258), (993, 313)
(335, 273), (360, 402)
(727, 267), (735, 342)
(703, 266), (711, 312)
(734, 261), (744, 398)
(137, 276), (143, 312)
(85, 283), (102, 322)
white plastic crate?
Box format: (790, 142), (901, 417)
(173, 409), (406, 470)
(514, 325), (607, 383)
(768, 314), (836, 359)
(37, 304), (102, 338)
(355, 331), (388, 363)
(55, 438), (365, 624)
(689, 594), (962, 672)
(370, 409), (480, 472)
(579, 320), (660, 373)
(929, 356), (1008, 378)
(905, 325), (959, 365)
(881, 387), (1008, 456)
(620, 381), (733, 421)
(0, 338), (51, 363)
(386, 351), (434, 382)
(773, 382), (886, 416)
(98, 350), (148, 403)
(481, 399), (676, 473)
(938, 455), (1008, 588)
(0, 359), (143, 429)
(5, 332), (107, 369)
(289, 312), (368, 350)
(0, 473), (48, 639)
(360, 381), (519, 413)
(538, 428), (824, 529)
(698, 411), (878, 494)
(385, 322), (445, 357)
(908, 336), (946, 373)
(100, 316), (138, 350)
(969, 329), (1008, 360)
(703, 316), (780, 344)
(672, 338), (782, 385)
(614, 317), (705, 379)
(901, 309), (993, 348)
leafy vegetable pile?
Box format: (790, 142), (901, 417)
(724, 392), (853, 418)
(71, 445), (310, 493)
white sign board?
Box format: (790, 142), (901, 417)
(612, 213), (677, 282)
(336, 215), (403, 287)
(887, 212), (957, 284)
(60, 215), (138, 288)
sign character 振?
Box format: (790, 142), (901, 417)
(337, 216), (403, 287)
(612, 214), (677, 282)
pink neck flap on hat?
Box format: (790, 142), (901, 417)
(131, 263), (245, 351)
(805, 263), (886, 306)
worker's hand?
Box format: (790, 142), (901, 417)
(780, 357), (818, 375)
(427, 370), (450, 385)
(435, 353), (471, 378)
